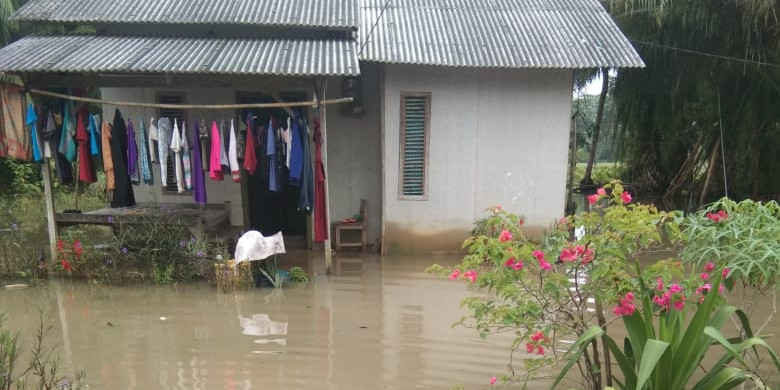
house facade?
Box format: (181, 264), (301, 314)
(0, 0), (643, 252)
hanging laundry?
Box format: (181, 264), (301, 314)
(26, 103), (42, 162)
(242, 114), (257, 175)
(75, 114), (96, 184)
(209, 121), (224, 181)
(191, 120), (207, 205)
(219, 119), (229, 169)
(284, 117), (292, 168)
(101, 121), (115, 191)
(138, 117), (153, 185)
(41, 111), (56, 159)
(267, 118), (279, 192)
(0, 85), (29, 160)
(53, 123), (73, 184)
(110, 109), (135, 207)
(298, 113), (314, 214)
(170, 119), (185, 193)
(58, 102), (76, 162)
(148, 116), (158, 163)
(199, 119), (210, 171)
(88, 114), (100, 156)
(157, 117), (172, 186)
(181, 120), (192, 191)
(127, 119), (140, 185)
(228, 118), (240, 182)
(289, 111), (304, 186)
(313, 119), (328, 242)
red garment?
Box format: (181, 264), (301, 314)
(75, 114), (96, 183)
(242, 123), (257, 175)
(208, 121), (224, 181)
(313, 119), (328, 242)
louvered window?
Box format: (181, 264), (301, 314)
(157, 93), (188, 193)
(399, 93), (430, 199)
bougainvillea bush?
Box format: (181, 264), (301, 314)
(430, 181), (780, 389)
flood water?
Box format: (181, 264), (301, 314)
(2, 252), (778, 389)
(0, 254), (522, 390)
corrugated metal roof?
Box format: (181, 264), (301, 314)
(359, 0), (644, 68)
(0, 35), (360, 76)
(12, 0), (358, 30)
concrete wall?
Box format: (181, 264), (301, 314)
(324, 64), (383, 245)
(101, 87), (244, 225)
(382, 65), (573, 252)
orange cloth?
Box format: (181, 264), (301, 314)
(101, 121), (115, 191)
(0, 85), (30, 160)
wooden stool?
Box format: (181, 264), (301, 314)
(334, 199), (367, 251)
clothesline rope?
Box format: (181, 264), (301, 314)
(28, 89), (353, 110)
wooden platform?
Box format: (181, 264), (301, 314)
(55, 203), (230, 237)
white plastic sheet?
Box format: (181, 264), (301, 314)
(234, 230), (286, 263)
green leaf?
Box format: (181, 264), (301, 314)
(690, 366), (750, 390)
(552, 325), (604, 389)
(636, 339), (669, 390)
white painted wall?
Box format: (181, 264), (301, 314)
(382, 65), (573, 251)
(101, 87), (245, 226)
(324, 64), (383, 245)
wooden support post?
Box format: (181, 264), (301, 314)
(320, 96), (333, 275)
(42, 159), (58, 263)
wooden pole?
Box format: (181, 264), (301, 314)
(29, 88), (352, 110)
(320, 82), (333, 275)
(42, 159), (58, 263)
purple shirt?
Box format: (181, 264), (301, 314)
(126, 120), (139, 178)
(191, 120), (207, 204)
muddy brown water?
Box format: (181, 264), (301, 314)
(1, 253), (778, 389)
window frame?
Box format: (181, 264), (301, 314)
(397, 92), (431, 201)
(155, 92), (191, 195)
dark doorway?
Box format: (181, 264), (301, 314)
(236, 91), (308, 242)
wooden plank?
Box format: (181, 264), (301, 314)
(42, 160), (58, 263)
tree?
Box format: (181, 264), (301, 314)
(606, 0), (780, 208)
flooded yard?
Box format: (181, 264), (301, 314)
(0, 254), (522, 390)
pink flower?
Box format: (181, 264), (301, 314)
(525, 343), (535, 353)
(718, 284), (724, 294)
(512, 261), (524, 270)
(518, 218), (525, 226)
(536, 345), (545, 355)
(499, 229), (512, 242)
(669, 283), (682, 293)
(504, 257), (516, 267)
(597, 187), (606, 196)
(538, 259), (552, 271)
(532, 251), (546, 261)
(463, 270), (478, 283)
(673, 300), (685, 311)
(722, 268), (730, 278)
(701, 273), (709, 280)
(448, 269), (461, 280)
(490, 376), (497, 386)
(587, 194), (599, 205)
(695, 283), (712, 295)
(655, 277), (664, 291)
(706, 210), (729, 223)
(620, 191), (632, 204)
(705, 262), (715, 272)
(614, 292), (637, 316)
(530, 331), (544, 342)
(581, 249), (595, 264)
(560, 247), (577, 262)
(495, 205), (502, 211)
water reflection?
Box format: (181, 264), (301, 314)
(0, 254), (518, 389)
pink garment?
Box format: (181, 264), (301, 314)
(209, 121), (224, 181)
